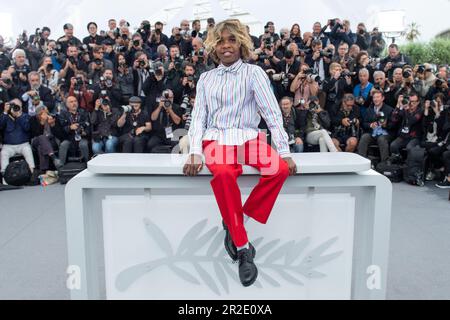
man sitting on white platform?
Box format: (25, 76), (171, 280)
(183, 19), (297, 288)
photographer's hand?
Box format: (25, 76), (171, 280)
(70, 123), (79, 131)
(342, 118), (351, 127)
(3, 103), (10, 114)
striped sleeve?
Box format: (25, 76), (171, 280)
(188, 73), (208, 156)
(251, 66), (292, 158)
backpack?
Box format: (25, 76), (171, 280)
(376, 161), (404, 183)
(403, 147), (426, 187)
(4, 159), (32, 186)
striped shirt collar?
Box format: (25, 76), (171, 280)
(217, 59), (244, 75)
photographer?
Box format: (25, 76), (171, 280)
(290, 24), (303, 47)
(82, 22), (105, 50)
(88, 45), (114, 83)
(305, 39), (332, 82)
(22, 71), (55, 115)
(92, 69), (122, 110)
(141, 61), (166, 114)
(178, 92), (196, 154)
(167, 63), (196, 105)
(259, 21), (280, 44)
(132, 51), (151, 100)
(379, 44), (412, 80)
(56, 24), (82, 55)
(304, 96), (337, 152)
(155, 21), (170, 46)
(332, 42), (351, 69)
(280, 96), (307, 153)
(350, 51), (374, 85)
(168, 27), (190, 58)
(413, 64), (436, 99)
(190, 38), (214, 76)
(148, 89), (182, 153)
(389, 93), (423, 159)
(90, 98), (120, 155)
(421, 94), (450, 180)
(368, 28), (386, 58)
(37, 56), (59, 94)
(322, 62), (353, 115)
(10, 49), (31, 96)
(127, 33), (151, 66)
(30, 106), (64, 172)
(0, 99), (35, 177)
(57, 96), (91, 164)
(59, 44), (89, 87)
(355, 23), (371, 51)
(357, 90), (394, 162)
(373, 71), (396, 108)
(312, 22), (330, 48)
(426, 77), (449, 104)
(117, 96), (151, 153)
(115, 53), (134, 104)
(44, 40), (62, 71)
(290, 63), (320, 109)
(0, 42), (11, 72)
(393, 66), (420, 102)
(0, 71), (20, 108)
(271, 50), (300, 99)
(68, 72), (94, 112)
(353, 68), (374, 119)
(147, 29), (164, 61)
(331, 94), (361, 152)
(327, 19), (356, 48)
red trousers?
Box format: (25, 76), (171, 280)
(202, 133), (290, 247)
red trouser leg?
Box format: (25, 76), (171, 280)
(241, 133), (290, 224)
(203, 135), (290, 247)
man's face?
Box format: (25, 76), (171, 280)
(359, 72), (369, 84)
(389, 47), (399, 59)
(66, 97), (78, 112)
(29, 75), (40, 89)
(130, 102), (141, 112)
(343, 99), (355, 112)
(409, 96), (420, 111)
(374, 73), (386, 86)
(192, 39), (202, 52)
(281, 99), (293, 114)
(155, 24), (163, 32)
(104, 70), (113, 79)
(93, 50), (104, 60)
(181, 21), (190, 31)
(393, 68), (403, 82)
(109, 20), (117, 30)
(67, 46), (78, 57)
(185, 66), (195, 76)
(373, 93), (384, 106)
(349, 45), (360, 58)
(268, 23), (275, 34)
(438, 67), (448, 79)
(65, 28), (74, 38)
(15, 54), (26, 66)
(289, 44), (299, 56)
(313, 23), (322, 34)
(173, 27), (181, 37)
(193, 21), (201, 31)
(170, 47), (180, 59)
(313, 43), (322, 53)
(42, 31), (50, 40)
(338, 44), (348, 57)
(89, 24), (97, 35)
(216, 29), (240, 66)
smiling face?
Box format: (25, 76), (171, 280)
(216, 29), (240, 66)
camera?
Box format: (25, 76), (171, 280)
(341, 70), (356, 79)
(94, 58), (103, 66)
(403, 70), (412, 79)
(121, 105), (132, 113)
(309, 101), (320, 112)
(68, 56), (76, 65)
(46, 63), (54, 72)
(133, 39), (141, 47)
(402, 96), (410, 106)
(305, 69), (321, 83)
(1, 78), (12, 86)
(417, 65), (426, 73)
(319, 49), (333, 59)
(161, 90), (172, 108)
(435, 79), (444, 87)
(174, 54), (184, 70)
(121, 34), (128, 41)
(356, 96), (365, 105)
(264, 37), (273, 50)
(10, 103), (21, 113)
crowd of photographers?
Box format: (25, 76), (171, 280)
(0, 17), (449, 188)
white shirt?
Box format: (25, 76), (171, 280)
(188, 59), (291, 158)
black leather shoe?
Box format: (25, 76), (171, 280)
(222, 220), (238, 261)
(238, 243), (258, 287)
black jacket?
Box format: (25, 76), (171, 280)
(23, 85), (55, 113)
(362, 103), (395, 135)
(391, 107), (423, 139)
(57, 109), (91, 141)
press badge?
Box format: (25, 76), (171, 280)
(401, 127), (410, 134)
(165, 126), (174, 139)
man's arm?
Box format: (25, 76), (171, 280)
(187, 73), (208, 157)
(251, 66), (292, 159)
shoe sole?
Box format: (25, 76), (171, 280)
(436, 185), (450, 189)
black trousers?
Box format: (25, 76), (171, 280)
(119, 134), (147, 153)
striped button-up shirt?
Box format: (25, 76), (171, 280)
(188, 59), (291, 158)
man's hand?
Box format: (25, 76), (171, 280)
(135, 127), (146, 136)
(183, 154), (204, 176)
(283, 157), (297, 176)
(70, 123), (80, 131)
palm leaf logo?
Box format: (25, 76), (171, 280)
(115, 218), (343, 296)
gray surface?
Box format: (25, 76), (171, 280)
(0, 181), (449, 300)
(88, 153), (371, 175)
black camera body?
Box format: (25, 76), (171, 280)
(319, 49), (333, 59)
(68, 56), (77, 65)
(10, 103), (22, 113)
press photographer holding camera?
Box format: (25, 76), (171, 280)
(290, 63), (320, 109)
(280, 96), (307, 153)
(82, 22), (105, 50)
(0, 71), (19, 108)
(357, 90), (394, 162)
(353, 68), (374, 119)
(132, 51), (151, 99)
(127, 33), (151, 65)
(148, 89), (182, 153)
(115, 53), (134, 104)
(10, 49), (31, 96)
(90, 98), (120, 155)
(327, 19), (356, 48)
(68, 72), (94, 112)
(305, 39), (332, 82)
(88, 45), (114, 83)
(332, 42), (351, 69)
(37, 56), (59, 94)
(355, 23), (371, 51)
(331, 94), (361, 152)
(59, 44), (88, 88)
(57, 24), (82, 55)
(322, 62), (353, 115)
(368, 28), (386, 58)
(379, 44), (412, 80)
(116, 96), (151, 153)
(93, 69), (122, 110)
(304, 96), (337, 152)
(389, 92), (423, 159)
(21, 71), (55, 115)
(168, 63), (196, 104)
(0, 99), (35, 180)
(271, 50), (300, 99)
(57, 96), (91, 164)
(426, 76), (449, 103)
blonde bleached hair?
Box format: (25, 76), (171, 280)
(204, 19), (254, 64)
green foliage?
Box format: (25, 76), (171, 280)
(400, 39), (450, 65)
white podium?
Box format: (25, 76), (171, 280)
(65, 153), (392, 300)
